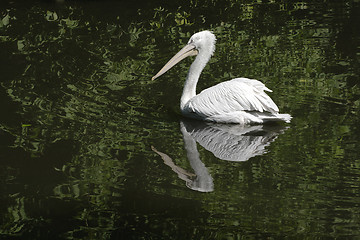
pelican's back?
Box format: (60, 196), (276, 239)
(181, 78), (291, 124)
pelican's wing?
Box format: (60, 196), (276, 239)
(184, 78), (279, 117)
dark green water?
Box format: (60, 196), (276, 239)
(1, 0), (360, 239)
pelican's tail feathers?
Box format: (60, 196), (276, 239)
(259, 113), (292, 123)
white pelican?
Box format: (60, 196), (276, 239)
(152, 30), (291, 125)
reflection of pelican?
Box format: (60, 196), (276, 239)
(152, 31), (291, 125)
(152, 120), (214, 192)
(181, 120), (287, 162)
(152, 120), (288, 192)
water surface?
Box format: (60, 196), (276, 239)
(0, 0), (360, 239)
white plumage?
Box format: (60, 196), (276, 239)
(152, 31), (291, 125)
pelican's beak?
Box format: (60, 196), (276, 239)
(152, 43), (198, 80)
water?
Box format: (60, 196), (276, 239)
(0, 0), (360, 239)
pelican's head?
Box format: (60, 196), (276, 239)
(152, 30), (216, 80)
(187, 30), (216, 56)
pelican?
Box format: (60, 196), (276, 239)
(152, 30), (291, 125)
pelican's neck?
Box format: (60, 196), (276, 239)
(180, 52), (210, 110)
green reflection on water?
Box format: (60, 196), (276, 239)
(0, 0), (359, 239)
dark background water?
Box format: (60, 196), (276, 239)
(0, 0), (360, 239)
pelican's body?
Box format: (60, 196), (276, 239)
(152, 31), (291, 125)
